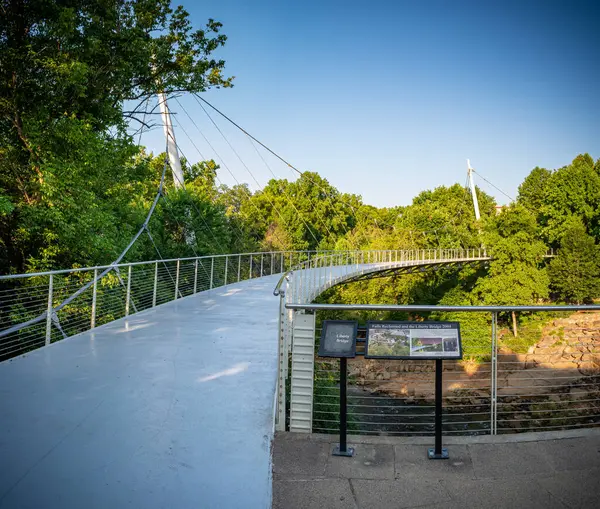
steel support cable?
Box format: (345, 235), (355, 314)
(158, 189), (200, 257)
(169, 104), (290, 251)
(136, 97), (151, 146)
(195, 101), (314, 249)
(182, 97), (325, 247)
(163, 128), (248, 251)
(471, 169), (514, 203)
(168, 97), (259, 249)
(184, 99), (469, 252)
(143, 226), (183, 299)
(200, 99), (356, 248)
(162, 134), (251, 283)
(158, 120), (242, 260)
(193, 94), (362, 245)
(245, 136), (333, 247)
(0, 158), (169, 339)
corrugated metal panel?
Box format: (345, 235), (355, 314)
(289, 311), (316, 432)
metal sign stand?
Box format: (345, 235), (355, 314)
(332, 357), (354, 457)
(428, 359), (449, 459)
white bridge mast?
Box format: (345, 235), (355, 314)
(467, 159), (481, 221)
(158, 92), (184, 189)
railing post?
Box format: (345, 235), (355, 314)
(152, 262), (158, 307)
(91, 269), (97, 329)
(210, 257), (214, 289)
(280, 253), (284, 273)
(249, 255), (253, 279)
(125, 265), (132, 316)
(194, 259), (198, 294)
(260, 254), (264, 277)
(271, 252), (274, 275)
(45, 274), (53, 346)
(174, 260), (180, 300)
(491, 311), (498, 435)
(238, 255), (242, 282)
(224, 256), (228, 285)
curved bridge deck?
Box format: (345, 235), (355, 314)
(0, 275), (280, 509)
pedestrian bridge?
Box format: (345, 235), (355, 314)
(6, 248), (573, 509)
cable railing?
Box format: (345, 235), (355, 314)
(274, 248), (493, 303)
(279, 303), (600, 436)
(0, 250), (329, 361)
(1, 246), (555, 368)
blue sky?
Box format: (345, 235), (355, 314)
(139, 0), (600, 208)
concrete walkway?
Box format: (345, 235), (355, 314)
(0, 275), (281, 509)
(273, 429), (600, 509)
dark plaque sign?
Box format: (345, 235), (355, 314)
(365, 321), (462, 360)
(318, 320), (358, 358)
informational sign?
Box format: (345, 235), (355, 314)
(318, 320), (358, 358)
(365, 321), (462, 360)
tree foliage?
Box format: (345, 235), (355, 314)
(548, 221), (600, 304)
(0, 0), (233, 273)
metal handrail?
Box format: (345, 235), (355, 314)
(286, 303), (600, 312)
(0, 250), (329, 280)
(273, 248), (489, 296)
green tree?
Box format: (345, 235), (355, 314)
(539, 154), (600, 244)
(0, 0), (233, 272)
(517, 166), (551, 212)
(548, 222), (600, 304)
(475, 205), (549, 336)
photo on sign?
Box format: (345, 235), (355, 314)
(409, 329), (460, 357)
(366, 328), (410, 357)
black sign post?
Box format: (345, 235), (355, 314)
(334, 356), (353, 457)
(427, 359), (449, 459)
(319, 320), (358, 457)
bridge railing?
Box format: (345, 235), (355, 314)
(281, 303), (600, 436)
(275, 248), (492, 304)
(0, 250), (328, 361)
(273, 248), (495, 429)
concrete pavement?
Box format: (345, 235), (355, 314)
(272, 428), (600, 509)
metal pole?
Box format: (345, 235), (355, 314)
(428, 359), (448, 459)
(238, 255), (241, 282)
(174, 260), (180, 300)
(271, 253), (274, 275)
(210, 257), (214, 289)
(280, 253), (284, 273)
(91, 269), (97, 329)
(125, 265), (132, 316)
(45, 274), (53, 345)
(249, 255), (253, 279)
(333, 357), (353, 456)
(152, 262), (158, 307)
(224, 256), (228, 285)
(260, 254), (264, 277)
(491, 311), (498, 435)
(194, 259), (198, 294)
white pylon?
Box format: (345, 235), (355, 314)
(158, 92), (184, 189)
(467, 159), (481, 221)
